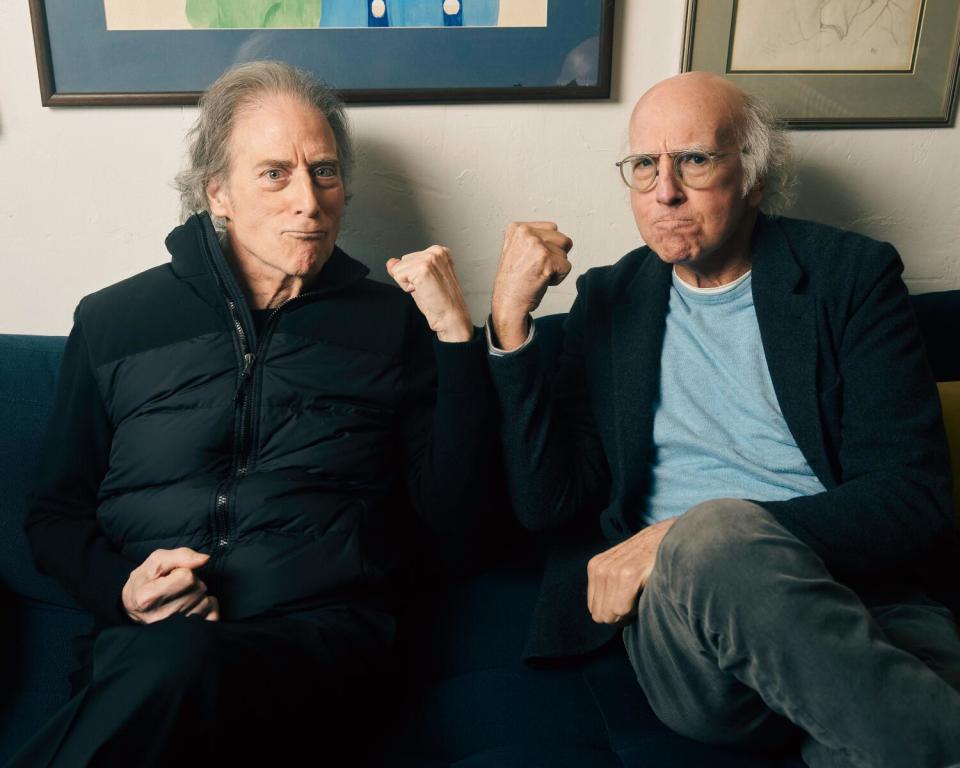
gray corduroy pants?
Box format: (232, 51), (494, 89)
(623, 499), (960, 768)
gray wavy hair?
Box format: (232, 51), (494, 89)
(735, 94), (796, 215)
(175, 60), (353, 229)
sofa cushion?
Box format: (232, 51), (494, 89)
(385, 556), (804, 767)
(0, 594), (92, 763)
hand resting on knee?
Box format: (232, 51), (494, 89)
(121, 547), (219, 624)
(587, 518), (677, 625)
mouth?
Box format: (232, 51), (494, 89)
(652, 218), (695, 230)
(285, 231), (327, 240)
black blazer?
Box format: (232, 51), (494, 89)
(489, 214), (954, 661)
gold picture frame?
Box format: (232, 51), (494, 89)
(682, 0), (960, 128)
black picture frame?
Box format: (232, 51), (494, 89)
(30, 0), (615, 106)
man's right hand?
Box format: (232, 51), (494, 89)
(491, 221), (573, 351)
(121, 547), (219, 624)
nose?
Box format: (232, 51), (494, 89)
(290, 168), (321, 217)
(654, 155), (685, 206)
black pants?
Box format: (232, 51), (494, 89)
(8, 605), (394, 767)
(625, 499), (960, 768)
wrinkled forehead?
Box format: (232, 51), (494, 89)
(226, 93), (337, 160)
(628, 86), (742, 153)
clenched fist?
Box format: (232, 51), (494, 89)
(387, 246), (474, 343)
(122, 547), (219, 624)
(491, 222), (573, 351)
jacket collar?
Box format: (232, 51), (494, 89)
(611, 252), (671, 507)
(750, 214), (834, 485)
(750, 213), (804, 297)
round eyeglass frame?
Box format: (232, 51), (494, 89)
(615, 150), (737, 192)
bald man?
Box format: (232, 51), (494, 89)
(487, 72), (960, 766)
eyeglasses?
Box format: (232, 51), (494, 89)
(615, 149), (736, 192)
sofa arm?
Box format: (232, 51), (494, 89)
(938, 382), (960, 526)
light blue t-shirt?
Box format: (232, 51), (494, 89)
(644, 269), (826, 525)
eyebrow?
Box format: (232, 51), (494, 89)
(254, 157), (340, 171)
(632, 144), (715, 155)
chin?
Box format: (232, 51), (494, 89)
(650, 240), (698, 265)
(289, 248), (327, 276)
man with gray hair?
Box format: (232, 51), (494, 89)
(16, 60), (492, 764)
(488, 71), (960, 765)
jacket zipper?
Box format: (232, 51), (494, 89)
(197, 217), (258, 557)
(212, 301), (255, 552)
(213, 292), (319, 554)
(232, 292), (320, 474)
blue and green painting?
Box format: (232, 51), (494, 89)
(103, 0), (548, 29)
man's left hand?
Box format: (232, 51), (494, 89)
(587, 518), (677, 624)
(387, 246), (474, 343)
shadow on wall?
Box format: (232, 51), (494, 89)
(786, 158), (865, 227)
(337, 137), (432, 284)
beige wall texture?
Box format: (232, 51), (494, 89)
(1, 2), (958, 336)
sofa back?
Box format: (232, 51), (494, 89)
(0, 336), (92, 759)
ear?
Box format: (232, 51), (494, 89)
(206, 177), (232, 219)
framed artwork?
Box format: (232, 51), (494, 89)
(29, 0), (615, 106)
(682, 0), (960, 127)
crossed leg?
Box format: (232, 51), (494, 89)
(624, 499), (960, 768)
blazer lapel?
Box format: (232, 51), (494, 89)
(751, 216), (834, 486)
(611, 255), (672, 497)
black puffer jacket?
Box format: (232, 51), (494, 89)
(26, 213), (493, 624)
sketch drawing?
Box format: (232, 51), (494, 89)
(102, 0), (548, 29)
(730, 0), (923, 71)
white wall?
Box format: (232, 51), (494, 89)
(1, 2), (958, 336)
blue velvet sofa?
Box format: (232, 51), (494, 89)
(2, 291), (957, 767)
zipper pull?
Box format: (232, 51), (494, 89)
(234, 352), (256, 404)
